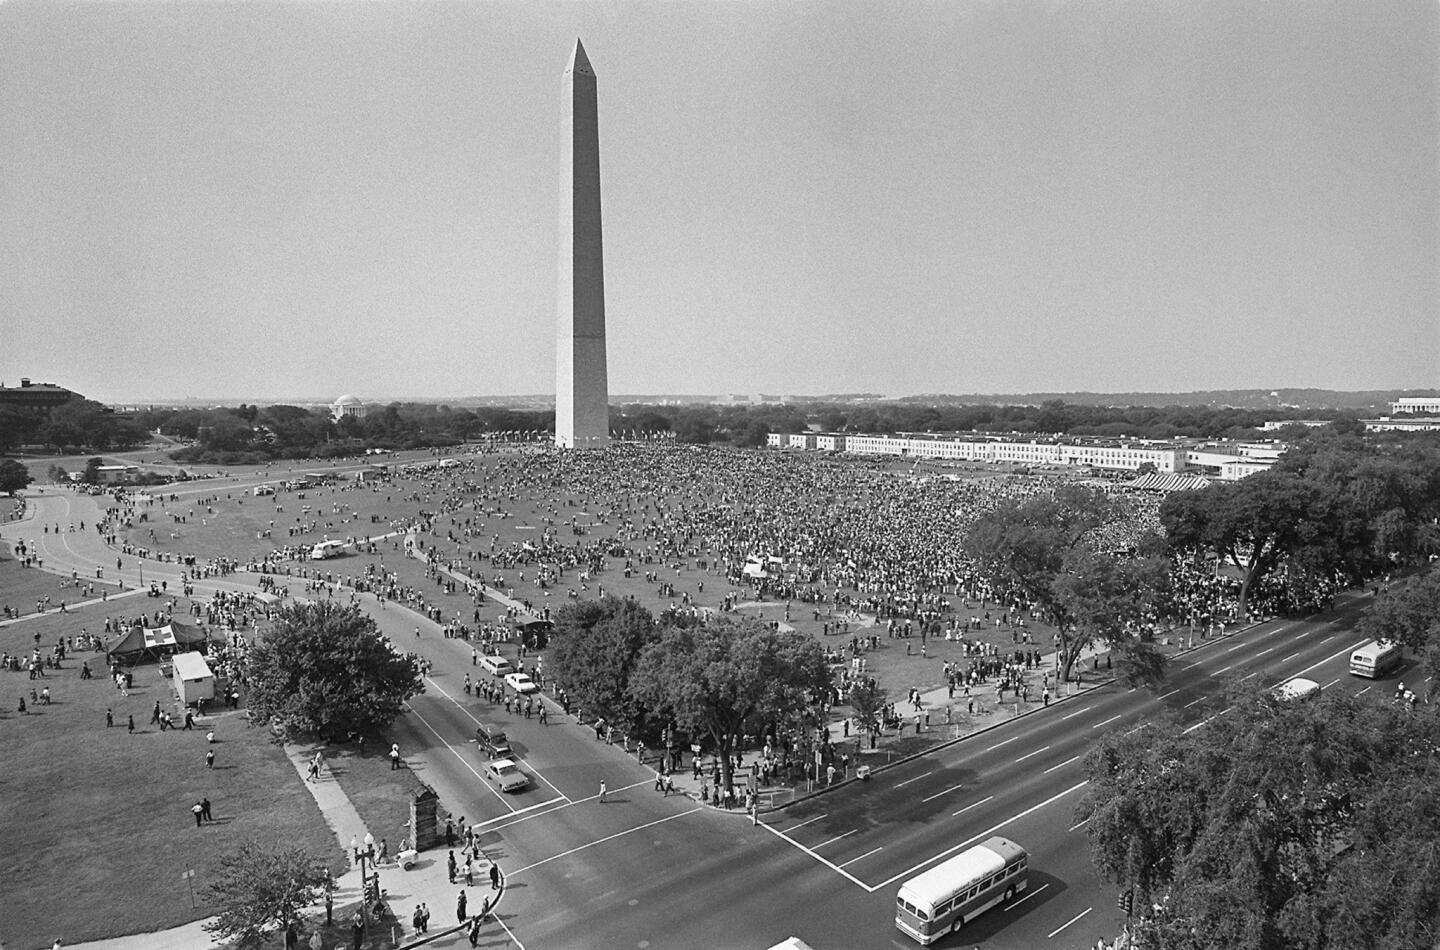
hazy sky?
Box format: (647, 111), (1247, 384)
(2, 1), (1435, 403)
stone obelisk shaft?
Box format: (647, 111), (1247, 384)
(555, 39), (610, 449)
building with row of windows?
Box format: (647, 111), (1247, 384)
(767, 431), (1283, 481)
(0, 378), (80, 416)
(1390, 397), (1440, 415)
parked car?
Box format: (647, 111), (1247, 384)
(504, 672), (538, 695)
(483, 758), (530, 793)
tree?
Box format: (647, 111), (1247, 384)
(548, 597), (659, 730)
(1079, 688), (1440, 950)
(630, 616), (830, 798)
(966, 486), (1164, 682)
(202, 840), (331, 949)
(243, 601), (424, 741)
(848, 681), (887, 748)
(1159, 472), (1359, 619)
(80, 457), (103, 485)
(0, 459), (32, 495)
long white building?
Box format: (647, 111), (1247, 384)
(767, 432), (1281, 481)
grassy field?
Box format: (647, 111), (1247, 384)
(112, 455), (1071, 717)
(0, 605), (347, 948)
(0, 551), (85, 619)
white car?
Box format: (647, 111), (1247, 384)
(483, 758), (530, 793)
(504, 672), (538, 695)
(478, 655), (513, 677)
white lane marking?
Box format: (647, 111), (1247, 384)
(422, 677), (570, 800)
(922, 783), (966, 803)
(1043, 755), (1081, 775)
(838, 847), (884, 869)
(758, 821), (874, 892)
(814, 829), (857, 849)
(1060, 708), (1088, 720)
(872, 780), (1090, 892)
(506, 807), (704, 878)
(1015, 745), (1051, 763)
(1254, 647), (1273, 656)
(1184, 697), (1206, 708)
(895, 770), (936, 788)
(1124, 723), (1149, 736)
(1157, 687), (1183, 700)
(1320, 635), (1335, 644)
(952, 795), (994, 817)
(1227, 643), (1246, 652)
(1294, 639), (1369, 680)
(1005, 881), (1050, 910)
(1183, 706), (1233, 734)
(1283, 653), (1300, 662)
(1048, 907), (1092, 938)
(1355, 686), (1372, 696)
(469, 796), (568, 830)
(404, 702), (510, 806)
(1214, 664), (1234, 676)
(1323, 678), (1340, 689)
(1069, 817), (1090, 832)
(987, 736), (1019, 751)
(1092, 714), (1122, 729)
(1240, 671), (1258, 681)
(786, 813), (828, 831)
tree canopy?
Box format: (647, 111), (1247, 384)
(243, 601), (424, 741)
(548, 597), (660, 729)
(0, 458), (32, 495)
(630, 616), (830, 796)
(202, 840), (331, 949)
(966, 485), (1169, 682)
(1078, 687), (1440, 950)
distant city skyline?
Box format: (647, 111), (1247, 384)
(2, 1), (1435, 404)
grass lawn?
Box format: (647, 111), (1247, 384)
(326, 742), (433, 854)
(0, 551), (85, 619)
(0, 609), (346, 949)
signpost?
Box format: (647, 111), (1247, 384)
(181, 868), (196, 908)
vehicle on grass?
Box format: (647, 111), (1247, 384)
(478, 655), (513, 677)
(253, 485), (275, 496)
(895, 836), (1028, 945)
(1349, 640), (1402, 679)
(1273, 676), (1321, 702)
(483, 757), (531, 793)
(475, 723), (513, 759)
(504, 672), (538, 695)
(310, 539), (347, 560)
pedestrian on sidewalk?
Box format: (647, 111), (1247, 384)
(598, 780), (607, 803)
(201, 797), (212, 821)
(456, 889), (468, 924)
(448, 850), (457, 884)
(192, 801), (203, 827)
(490, 862), (501, 890)
(390, 743), (401, 770)
(206, 749), (215, 768)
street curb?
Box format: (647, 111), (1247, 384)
(758, 617), (1289, 815)
(393, 877), (507, 950)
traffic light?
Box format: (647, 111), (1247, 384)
(1118, 890), (1133, 916)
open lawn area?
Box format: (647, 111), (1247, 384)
(0, 550), (88, 619)
(0, 608), (346, 949)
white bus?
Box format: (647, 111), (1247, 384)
(895, 836), (1028, 944)
(1349, 640), (1403, 678)
(310, 540), (348, 560)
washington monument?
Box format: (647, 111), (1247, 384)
(555, 38), (610, 449)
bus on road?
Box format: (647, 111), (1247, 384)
(895, 836), (1028, 944)
(310, 540), (348, 560)
(1349, 640), (1403, 679)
